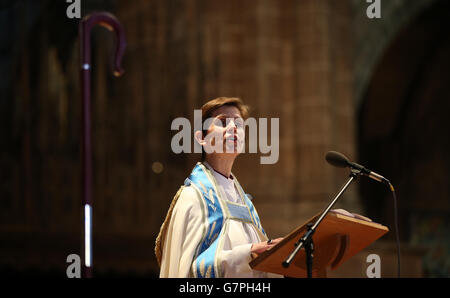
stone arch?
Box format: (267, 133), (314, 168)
(358, 0), (450, 276)
(352, 0), (438, 108)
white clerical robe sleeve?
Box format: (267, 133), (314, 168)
(159, 186), (205, 277)
(218, 243), (253, 277)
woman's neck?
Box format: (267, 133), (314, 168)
(204, 154), (235, 178)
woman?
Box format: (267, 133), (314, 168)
(155, 97), (282, 278)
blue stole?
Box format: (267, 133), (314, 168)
(184, 162), (266, 278)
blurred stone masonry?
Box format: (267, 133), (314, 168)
(1, 0), (449, 277)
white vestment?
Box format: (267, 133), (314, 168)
(159, 162), (282, 278)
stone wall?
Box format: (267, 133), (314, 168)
(2, 0), (446, 277)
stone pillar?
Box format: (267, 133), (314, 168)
(237, 0), (361, 237)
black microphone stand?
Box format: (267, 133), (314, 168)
(282, 168), (362, 277)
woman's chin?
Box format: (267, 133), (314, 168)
(224, 143), (243, 155)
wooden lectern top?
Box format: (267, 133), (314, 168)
(249, 211), (389, 278)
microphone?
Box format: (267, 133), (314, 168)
(325, 151), (400, 278)
(325, 151), (391, 186)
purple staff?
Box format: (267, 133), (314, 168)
(79, 12), (126, 278)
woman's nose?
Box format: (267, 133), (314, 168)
(230, 123), (239, 136)
(226, 119), (237, 130)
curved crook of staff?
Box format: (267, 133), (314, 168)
(79, 12), (126, 278)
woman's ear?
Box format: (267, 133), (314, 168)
(194, 130), (206, 146)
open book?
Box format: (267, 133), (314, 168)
(330, 208), (374, 222)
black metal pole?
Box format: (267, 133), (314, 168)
(304, 224), (314, 278)
(282, 168), (361, 276)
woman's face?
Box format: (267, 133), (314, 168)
(203, 105), (245, 157)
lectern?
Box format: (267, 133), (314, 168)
(249, 211), (389, 277)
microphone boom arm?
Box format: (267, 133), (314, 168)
(282, 168), (362, 276)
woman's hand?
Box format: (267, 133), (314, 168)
(251, 238), (284, 254)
